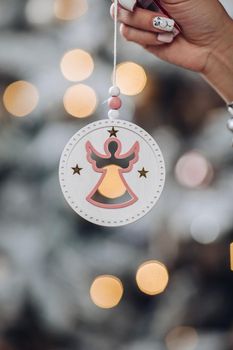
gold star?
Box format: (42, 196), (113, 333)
(72, 164), (83, 175)
(108, 127), (119, 137)
(138, 167), (149, 178)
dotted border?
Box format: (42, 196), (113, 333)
(59, 119), (166, 227)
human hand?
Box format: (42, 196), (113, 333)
(111, 0), (233, 101)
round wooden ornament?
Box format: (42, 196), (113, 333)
(59, 119), (165, 227)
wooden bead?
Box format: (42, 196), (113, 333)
(108, 109), (120, 119)
(108, 97), (122, 110)
(109, 86), (120, 97)
(228, 104), (233, 116)
(227, 118), (233, 131)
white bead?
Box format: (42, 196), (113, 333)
(109, 86), (120, 97)
(108, 109), (120, 120)
(228, 104), (233, 116)
(227, 118), (233, 131)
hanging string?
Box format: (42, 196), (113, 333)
(113, 0), (118, 87)
(108, 0), (121, 119)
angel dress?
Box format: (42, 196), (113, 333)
(86, 137), (140, 208)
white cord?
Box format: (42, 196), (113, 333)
(108, 0), (120, 120)
(113, 0), (118, 87)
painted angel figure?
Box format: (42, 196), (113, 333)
(86, 137), (140, 208)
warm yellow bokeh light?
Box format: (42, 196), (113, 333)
(54, 0), (88, 20)
(3, 81), (39, 117)
(61, 49), (94, 82)
(116, 62), (147, 96)
(230, 243), (233, 271)
(165, 327), (199, 350)
(90, 275), (124, 309)
(98, 165), (126, 199)
(136, 260), (169, 296)
(63, 84), (97, 118)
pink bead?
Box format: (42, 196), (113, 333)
(108, 97), (122, 110)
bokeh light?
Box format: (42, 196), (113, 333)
(230, 243), (233, 271)
(90, 275), (124, 309)
(54, 0), (88, 21)
(190, 214), (220, 244)
(63, 84), (97, 118)
(136, 260), (169, 296)
(175, 151), (213, 189)
(26, 0), (54, 25)
(3, 81), (39, 117)
(116, 62), (147, 96)
(165, 326), (199, 350)
(60, 49), (94, 82)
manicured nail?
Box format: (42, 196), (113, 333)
(173, 27), (180, 37)
(153, 16), (175, 32)
(157, 33), (174, 43)
(118, 0), (137, 12)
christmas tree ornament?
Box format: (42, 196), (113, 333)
(59, 0), (166, 226)
(59, 119), (165, 226)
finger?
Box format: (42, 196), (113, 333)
(120, 23), (175, 45)
(110, 4), (176, 33)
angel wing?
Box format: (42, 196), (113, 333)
(86, 141), (110, 171)
(118, 141), (140, 172)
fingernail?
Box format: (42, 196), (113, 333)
(173, 27), (180, 37)
(157, 33), (174, 43)
(118, 0), (137, 12)
(153, 16), (175, 32)
(110, 3), (120, 17)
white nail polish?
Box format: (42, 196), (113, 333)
(118, 0), (137, 11)
(173, 27), (180, 37)
(157, 33), (174, 43)
(153, 16), (175, 32)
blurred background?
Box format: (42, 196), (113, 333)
(0, 0), (233, 349)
